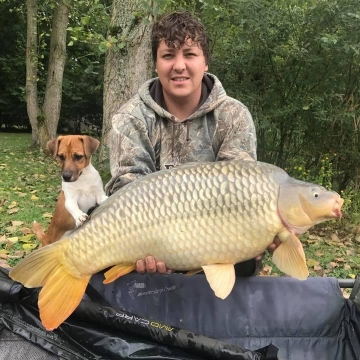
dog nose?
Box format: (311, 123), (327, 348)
(62, 173), (72, 182)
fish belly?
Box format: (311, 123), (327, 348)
(65, 161), (284, 274)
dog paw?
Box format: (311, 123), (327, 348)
(76, 213), (89, 227)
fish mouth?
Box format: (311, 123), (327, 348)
(331, 197), (344, 218)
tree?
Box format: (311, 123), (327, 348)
(26, 0), (72, 148)
(0, 0), (27, 130)
(101, 0), (155, 144)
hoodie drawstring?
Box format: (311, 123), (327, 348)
(171, 121), (175, 160)
(186, 121), (190, 141)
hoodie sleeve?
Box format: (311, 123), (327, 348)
(215, 102), (257, 162)
(105, 113), (156, 196)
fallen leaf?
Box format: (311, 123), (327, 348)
(11, 220), (24, 227)
(325, 240), (338, 246)
(22, 243), (38, 250)
(7, 207), (19, 214)
(349, 274), (356, 279)
(0, 260), (11, 269)
(13, 250), (25, 257)
(314, 251), (324, 257)
(8, 202), (18, 209)
(42, 212), (53, 218)
(31, 194), (39, 201)
(5, 226), (17, 232)
(346, 249), (356, 256)
(335, 257), (345, 262)
(7, 237), (19, 243)
(343, 264), (351, 271)
(328, 262), (339, 269)
(19, 234), (35, 243)
(0, 235), (7, 245)
(307, 259), (320, 267)
(260, 265), (272, 275)
(331, 234), (340, 242)
(308, 234), (319, 240)
(20, 227), (33, 235)
(314, 265), (322, 271)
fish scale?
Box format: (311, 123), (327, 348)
(63, 161), (282, 273)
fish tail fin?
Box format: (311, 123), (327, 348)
(9, 242), (91, 331)
(39, 268), (90, 330)
(272, 232), (309, 280)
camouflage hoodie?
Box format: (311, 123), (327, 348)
(105, 73), (257, 195)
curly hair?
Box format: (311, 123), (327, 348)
(151, 11), (211, 65)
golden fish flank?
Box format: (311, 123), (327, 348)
(9, 159), (343, 331)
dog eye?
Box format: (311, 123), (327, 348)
(74, 154), (84, 161)
(57, 154), (65, 161)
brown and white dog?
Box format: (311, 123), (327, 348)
(33, 135), (108, 246)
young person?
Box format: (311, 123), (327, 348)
(105, 11), (276, 275)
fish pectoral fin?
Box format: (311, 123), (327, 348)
(272, 233), (309, 280)
(185, 268), (203, 276)
(39, 267), (90, 331)
(103, 264), (136, 284)
(202, 264), (235, 299)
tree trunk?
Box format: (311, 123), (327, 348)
(25, 0), (71, 150)
(41, 0), (72, 148)
(102, 0), (154, 147)
(25, 0), (40, 145)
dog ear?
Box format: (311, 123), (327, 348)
(47, 137), (63, 159)
(81, 136), (100, 158)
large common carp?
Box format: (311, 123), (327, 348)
(10, 159), (343, 330)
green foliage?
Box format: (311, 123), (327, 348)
(0, 0), (27, 130)
(195, 0), (359, 195)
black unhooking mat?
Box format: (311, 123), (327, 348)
(0, 267), (359, 360)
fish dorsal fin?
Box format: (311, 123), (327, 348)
(202, 264), (235, 299)
(185, 268), (203, 276)
(272, 232), (309, 280)
(103, 264), (136, 284)
(39, 267), (91, 331)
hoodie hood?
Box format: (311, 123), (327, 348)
(138, 73), (228, 123)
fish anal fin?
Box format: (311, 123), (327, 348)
(39, 266), (90, 331)
(103, 264), (136, 284)
(202, 264), (235, 299)
(272, 232), (309, 280)
(185, 268), (203, 276)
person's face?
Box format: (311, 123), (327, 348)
(155, 39), (209, 103)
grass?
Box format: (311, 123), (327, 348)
(0, 132), (359, 283)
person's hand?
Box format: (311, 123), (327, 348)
(254, 237), (281, 260)
(136, 256), (173, 274)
